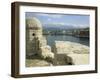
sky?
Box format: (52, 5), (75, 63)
(26, 12), (90, 28)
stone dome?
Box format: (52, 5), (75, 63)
(26, 17), (42, 30)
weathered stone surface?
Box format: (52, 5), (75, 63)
(67, 54), (89, 65)
(52, 41), (89, 65)
(26, 17), (42, 29)
(26, 17), (43, 55)
(39, 46), (54, 59)
(26, 17), (55, 60)
(53, 41), (89, 54)
(26, 59), (52, 67)
(37, 36), (47, 47)
(26, 17), (43, 40)
(52, 54), (74, 65)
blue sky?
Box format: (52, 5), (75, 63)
(26, 12), (90, 28)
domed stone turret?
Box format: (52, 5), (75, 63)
(26, 17), (42, 30)
(26, 17), (55, 66)
(26, 17), (43, 55)
(26, 17), (43, 41)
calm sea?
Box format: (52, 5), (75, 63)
(44, 35), (89, 47)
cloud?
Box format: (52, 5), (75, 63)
(36, 13), (63, 18)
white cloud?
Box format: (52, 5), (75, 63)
(50, 15), (63, 18)
(36, 13), (63, 18)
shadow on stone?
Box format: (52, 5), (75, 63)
(26, 53), (43, 60)
(52, 54), (74, 66)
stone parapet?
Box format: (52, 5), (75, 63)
(53, 41), (89, 54)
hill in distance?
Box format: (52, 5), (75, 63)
(43, 24), (89, 30)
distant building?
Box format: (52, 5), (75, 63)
(75, 30), (89, 38)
